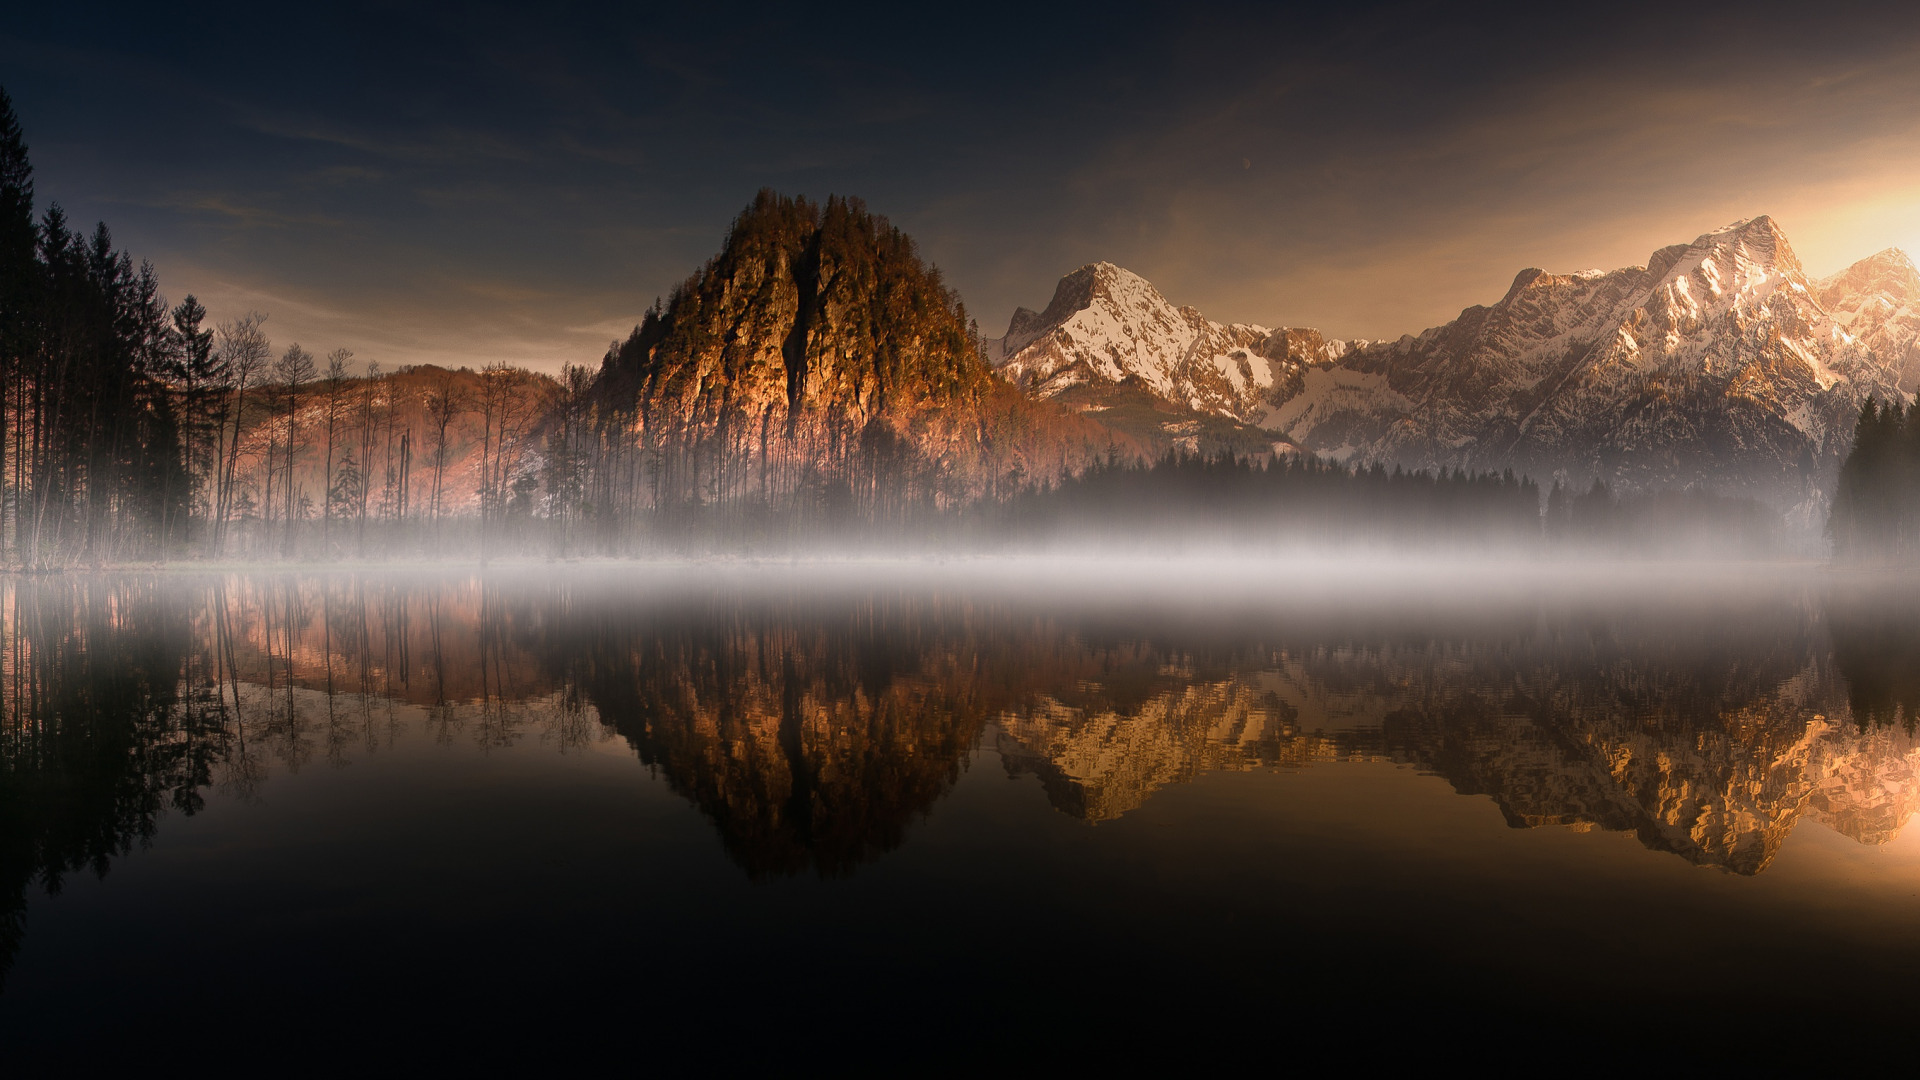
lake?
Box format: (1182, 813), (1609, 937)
(2, 561), (1917, 1067)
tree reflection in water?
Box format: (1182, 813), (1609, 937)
(3, 569), (1920, 989)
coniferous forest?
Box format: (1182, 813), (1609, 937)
(0, 86), (1885, 566)
(1829, 396), (1920, 562)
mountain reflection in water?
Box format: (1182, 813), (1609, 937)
(3, 565), (1919, 1061)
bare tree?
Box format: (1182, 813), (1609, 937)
(425, 369), (466, 540)
(274, 343), (316, 558)
(355, 361), (382, 555)
(476, 365), (508, 560)
(213, 313), (271, 557)
(475, 363), (545, 563)
(380, 376), (413, 530)
(321, 348), (352, 556)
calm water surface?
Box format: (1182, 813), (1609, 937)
(2, 562), (1917, 1066)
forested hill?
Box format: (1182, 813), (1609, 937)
(598, 191), (987, 430)
(588, 191), (1135, 518)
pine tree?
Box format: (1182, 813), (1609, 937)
(171, 295), (224, 546)
(328, 451), (363, 527)
(321, 349), (351, 556)
(273, 343), (315, 557)
(0, 87), (34, 557)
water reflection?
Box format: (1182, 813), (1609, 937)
(993, 587), (1919, 875)
(3, 568), (1919, 989)
(538, 590), (995, 875)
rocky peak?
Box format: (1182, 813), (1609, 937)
(1816, 247), (1920, 316)
(1816, 246), (1920, 393)
(987, 262), (1356, 423)
(1641, 217), (1795, 302)
(1843, 247), (1920, 284)
(990, 261), (1176, 362)
(1703, 213), (1794, 259)
(1500, 267), (1551, 303)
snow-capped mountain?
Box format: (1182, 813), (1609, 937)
(1816, 247), (1920, 393)
(1266, 216), (1905, 505)
(989, 220), (1912, 509)
(987, 262), (1358, 424)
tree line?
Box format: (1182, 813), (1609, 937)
(1828, 395), (1920, 563)
(0, 88), (184, 565)
(988, 450), (1546, 552)
(1544, 478), (1782, 557)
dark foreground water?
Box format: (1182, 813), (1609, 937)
(1, 561), (1917, 1067)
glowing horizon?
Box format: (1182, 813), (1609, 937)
(7, 1), (1920, 375)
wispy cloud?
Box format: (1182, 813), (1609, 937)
(18, 1), (1920, 369)
(165, 193), (348, 230)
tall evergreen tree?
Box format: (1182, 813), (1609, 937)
(171, 294), (224, 547)
(0, 88), (35, 553)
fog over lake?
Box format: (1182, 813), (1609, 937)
(2, 561), (1917, 1065)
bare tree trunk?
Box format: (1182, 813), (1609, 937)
(214, 314), (270, 558)
(275, 343), (315, 559)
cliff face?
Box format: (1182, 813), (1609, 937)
(593, 192), (1127, 511)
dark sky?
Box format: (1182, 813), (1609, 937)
(6, 1), (1920, 371)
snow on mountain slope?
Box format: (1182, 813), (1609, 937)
(987, 262), (1358, 423)
(1816, 248), (1920, 393)
(1270, 216), (1905, 506)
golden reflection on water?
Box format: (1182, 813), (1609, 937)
(4, 568), (1916, 894)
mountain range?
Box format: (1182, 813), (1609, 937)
(991, 217), (1920, 509)
(594, 196), (1919, 518)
